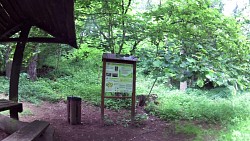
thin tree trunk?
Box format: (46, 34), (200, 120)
(5, 46), (12, 79)
(27, 46), (38, 81)
(5, 61), (12, 79)
(179, 48), (187, 91)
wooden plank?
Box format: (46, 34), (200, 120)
(0, 103), (22, 112)
(0, 99), (18, 104)
(0, 99), (23, 114)
(0, 99), (9, 102)
(44, 1), (58, 36)
(51, 0), (66, 37)
(64, 0), (77, 47)
(0, 8), (10, 26)
(0, 21), (6, 30)
(2, 120), (50, 141)
(8, 0), (26, 19)
(0, 0), (22, 22)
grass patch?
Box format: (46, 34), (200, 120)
(218, 118), (250, 141)
(0, 110), (9, 116)
(20, 109), (34, 116)
(146, 91), (250, 124)
(174, 122), (218, 141)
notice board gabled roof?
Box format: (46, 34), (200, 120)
(0, 0), (77, 48)
(103, 53), (138, 62)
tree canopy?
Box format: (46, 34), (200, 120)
(0, 0), (249, 89)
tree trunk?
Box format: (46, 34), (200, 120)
(0, 114), (55, 141)
(28, 48), (38, 81)
(5, 60), (12, 79)
(179, 48), (187, 91)
(180, 81), (187, 91)
(5, 46), (12, 79)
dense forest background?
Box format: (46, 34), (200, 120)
(0, 0), (250, 140)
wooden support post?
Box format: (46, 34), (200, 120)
(101, 60), (106, 121)
(9, 24), (31, 119)
(131, 62), (136, 124)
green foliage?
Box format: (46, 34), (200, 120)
(1, 1), (250, 139)
(134, 113), (148, 126)
(218, 118), (250, 141)
(103, 115), (115, 126)
(146, 91), (250, 124)
(138, 0), (250, 89)
(75, 0), (147, 54)
(173, 122), (218, 141)
(0, 44), (6, 72)
(0, 77), (9, 94)
(66, 43), (103, 65)
(105, 99), (131, 111)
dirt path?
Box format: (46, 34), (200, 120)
(0, 100), (194, 141)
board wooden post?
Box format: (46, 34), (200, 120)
(101, 59), (106, 120)
(131, 62), (136, 124)
(101, 53), (137, 125)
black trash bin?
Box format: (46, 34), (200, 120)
(67, 96), (81, 125)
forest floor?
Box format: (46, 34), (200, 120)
(0, 99), (196, 141)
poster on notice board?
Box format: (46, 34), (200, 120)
(105, 62), (133, 93)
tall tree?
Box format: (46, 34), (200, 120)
(75, 0), (148, 54)
(141, 0), (250, 89)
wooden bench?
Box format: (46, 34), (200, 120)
(2, 120), (50, 141)
(0, 99), (23, 120)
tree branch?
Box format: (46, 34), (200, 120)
(90, 17), (109, 41)
(124, 0), (132, 14)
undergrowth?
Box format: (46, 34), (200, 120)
(146, 91), (250, 124)
(0, 45), (249, 140)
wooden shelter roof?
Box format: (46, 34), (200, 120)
(0, 0), (77, 48)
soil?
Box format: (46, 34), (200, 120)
(0, 100), (195, 141)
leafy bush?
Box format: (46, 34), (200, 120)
(0, 77), (9, 94)
(218, 118), (250, 141)
(146, 91), (250, 124)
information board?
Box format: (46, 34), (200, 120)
(105, 62), (133, 93)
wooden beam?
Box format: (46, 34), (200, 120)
(9, 24), (31, 119)
(0, 37), (68, 44)
(0, 24), (23, 39)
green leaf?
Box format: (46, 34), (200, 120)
(153, 60), (162, 67)
(186, 57), (196, 63)
(197, 78), (204, 87)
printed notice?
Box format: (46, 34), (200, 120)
(105, 62), (133, 93)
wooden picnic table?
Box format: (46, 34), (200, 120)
(0, 99), (23, 120)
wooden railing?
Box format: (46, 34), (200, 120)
(0, 99), (23, 120)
